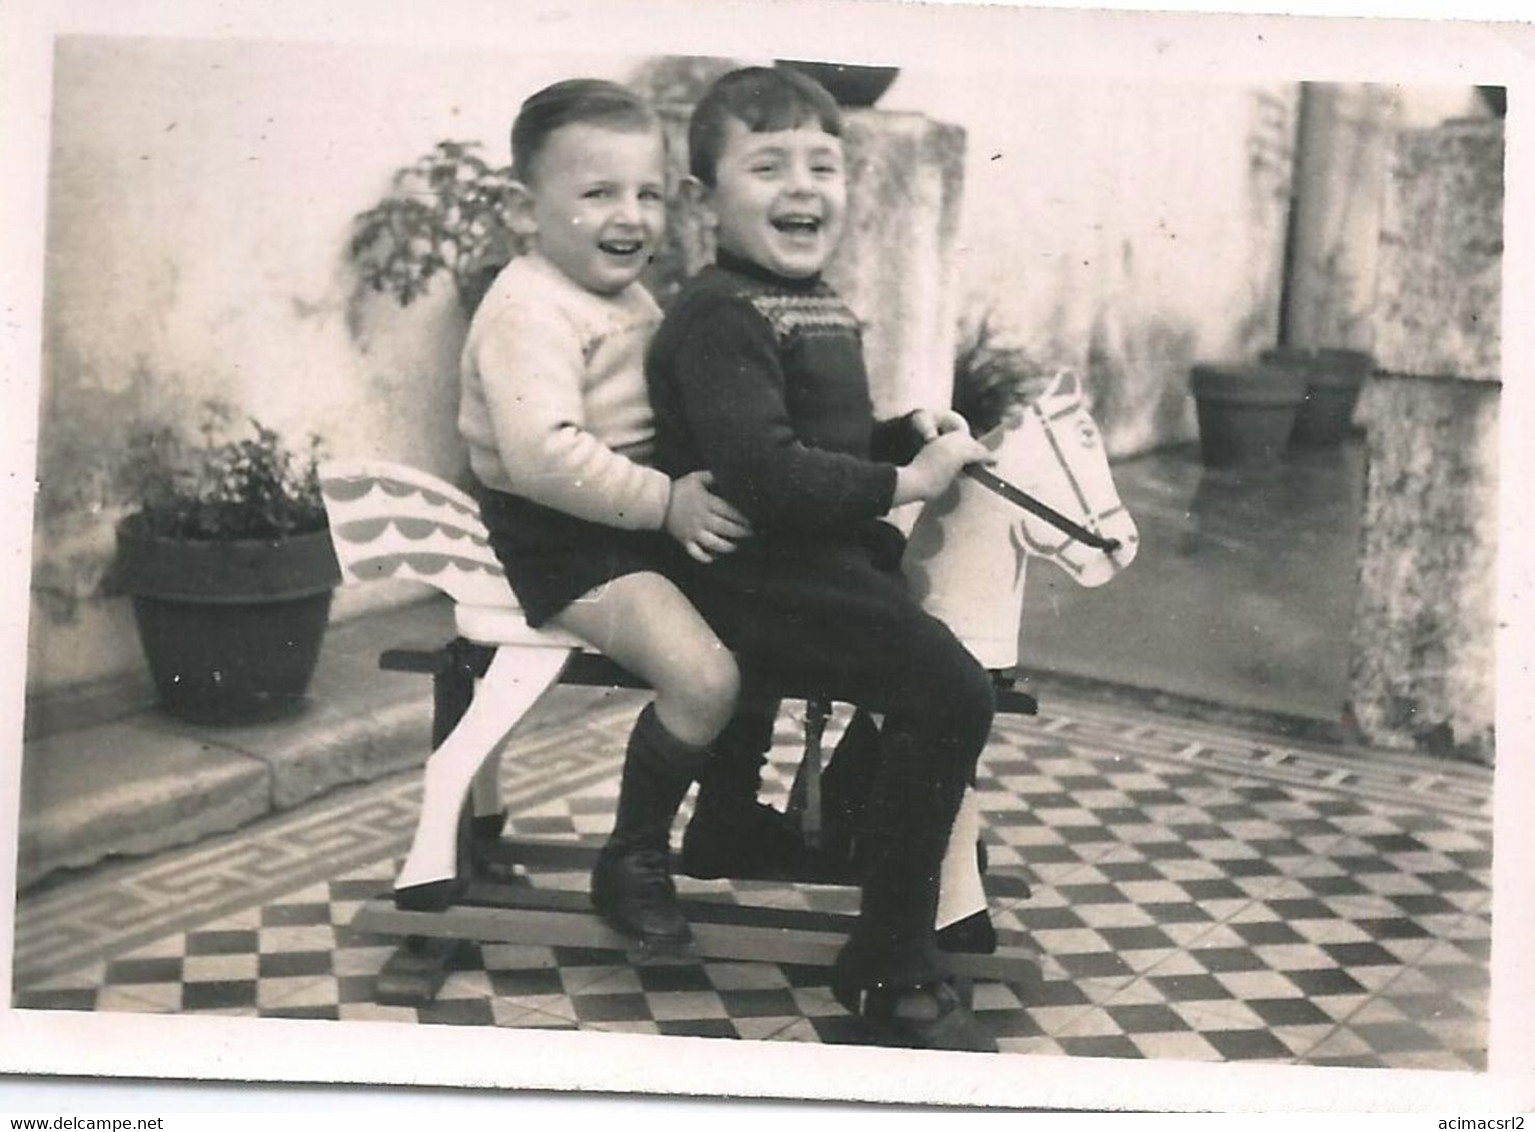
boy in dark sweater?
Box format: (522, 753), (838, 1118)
(647, 66), (999, 1052)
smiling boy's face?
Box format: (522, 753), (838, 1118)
(523, 121), (666, 296)
(702, 117), (847, 280)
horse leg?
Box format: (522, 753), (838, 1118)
(470, 753), (506, 840)
(394, 646), (568, 907)
(935, 788), (997, 953)
(431, 644), (508, 847)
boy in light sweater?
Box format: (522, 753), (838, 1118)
(458, 79), (746, 951)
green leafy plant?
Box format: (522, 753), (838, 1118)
(118, 401), (326, 540)
(349, 140), (523, 309)
(952, 311), (1051, 434)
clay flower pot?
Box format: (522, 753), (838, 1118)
(1190, 363), (1307, 469)
(774, 60), (900, 107)
(111, 522), (341, 724)
(1260, 346), (1373, 448)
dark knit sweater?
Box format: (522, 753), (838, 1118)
(647, 250), (922, 588)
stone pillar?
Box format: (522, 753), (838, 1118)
(828, 111), (966, 418)
(1350, 119), (1502, 763)
(1281, 84), (1401, 352)
(651, 106), (966, 418)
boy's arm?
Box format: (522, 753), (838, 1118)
(468, 306), (671, 530)
(667, 298), (896, 531)
(870, 412), (925, 466)
(872, 407), (972, 465)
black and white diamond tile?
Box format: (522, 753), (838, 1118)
(13, 691), (1492, 1069)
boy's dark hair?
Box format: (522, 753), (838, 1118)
(688, 66), (842, 186)
(511, 79), (659, 182)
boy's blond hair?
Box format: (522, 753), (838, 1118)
(511, 78), (658, 183)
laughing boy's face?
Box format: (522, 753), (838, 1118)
(704, 117), (847, 280)
(525, 122), (666, 295)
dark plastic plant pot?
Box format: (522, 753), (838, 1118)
(1190, 363), (1307, 469)
(774, 61), (900, 107)
(1260, 347), (1373, 448)
(111, 524), (341, 725)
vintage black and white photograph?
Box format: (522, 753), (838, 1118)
(1, 0), (1530, 1113)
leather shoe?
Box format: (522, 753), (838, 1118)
(835, 976), (997, 1053)
(591, 845), (692, 950)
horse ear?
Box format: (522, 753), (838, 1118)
(1048, 368), (1080, 401)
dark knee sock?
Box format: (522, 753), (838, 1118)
(609, 704), (709, 853)
(692, 703), (778, 817)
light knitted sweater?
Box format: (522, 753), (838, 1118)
(459, 251), (671, 530)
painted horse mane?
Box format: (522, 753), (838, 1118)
(903, 369), (1139, 669)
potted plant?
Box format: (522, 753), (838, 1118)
(1259, 345), (1373, 448)
(349, 140), (524, 315)
(108, 401), (340, 725)
(1189, 362), (1308, 469)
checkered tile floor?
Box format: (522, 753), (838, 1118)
(12, 690), (1492, 1068)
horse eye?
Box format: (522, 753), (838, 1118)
(1078, 422), (1098, 446)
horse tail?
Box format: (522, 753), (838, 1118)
(318, 460), (517, 609)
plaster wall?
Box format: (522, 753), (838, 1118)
(884, 71), (1299, 457)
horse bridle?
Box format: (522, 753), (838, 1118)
(962, 465), (1123, 554)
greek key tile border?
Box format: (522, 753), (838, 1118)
(12, 700), (640, 989)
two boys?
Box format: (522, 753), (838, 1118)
(464, 66), (998, 1052)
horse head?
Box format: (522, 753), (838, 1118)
(902, 368), (1138, 670)
(982, 368), (1139, 587)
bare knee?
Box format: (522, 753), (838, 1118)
(655, 647), (740, 744)
(689, 649), (742, 734)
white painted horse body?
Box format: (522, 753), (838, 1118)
(319, 367), (1136, 927)
(904, 368), (1138, 929)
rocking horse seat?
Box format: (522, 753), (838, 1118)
(446, 602), (1044, 711)
(452, 603), (584, 651)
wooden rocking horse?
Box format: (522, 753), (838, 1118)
(319, 368), (1137, 1005)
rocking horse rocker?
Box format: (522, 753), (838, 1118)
(319, 369), (1138, 1005)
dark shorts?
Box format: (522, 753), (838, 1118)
(478, 487), (679, 628)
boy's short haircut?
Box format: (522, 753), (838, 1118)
(511, 79), (659, 182)
(688, 66), (843, 186)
